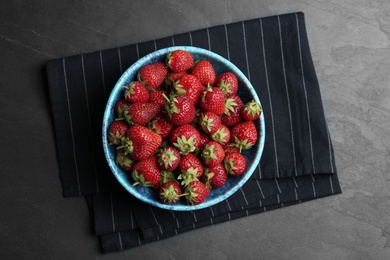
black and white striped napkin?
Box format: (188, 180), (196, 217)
(46, 12), (341, 253)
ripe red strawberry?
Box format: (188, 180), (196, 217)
(222, 142), (240, 154)
(201, 141), (225, 167)
(224, 152), (246, 176)
(241, 100), (262, 121)
(183, 181), (210, 205)
(119, 125), (162, 161)
(170, 124), (201, 155)
(221, 95), (244, 127)
(123, 81), (149, 103)
(199, 86), (226, 115)
(164, 94), (196, 125)
(107, 120), (128, 145)
(202, 163), (227, 189)
(115, 149), (135, 171)
(165, 71), (188, 86)
(166, 50), (194, 73)
(157, 146), (181, 171)
(114, 98), (131, 118)
(132, 155), (161, 187)
(191, 60), (216, 86)
(198, 131), (211, 150)
(177, 153), (203, 186)
(138, 62), (168, 90)
(199, 111), (221, 134)
(147, 112), (174, 139)
(159, 181), (182, 204)
(123, 102), (160, 126)
(173, 74), (207, 105)
(215, 72), (238, 98)
(230, 121), (258, 152)
(211, 124), (230, 145)
(149, 90), (168, 109)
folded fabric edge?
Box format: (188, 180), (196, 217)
(98, 187), (340, 254)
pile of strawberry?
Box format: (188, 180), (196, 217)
(107, 49), (262, 206)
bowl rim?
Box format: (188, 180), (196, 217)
(102, 46), (265, 211)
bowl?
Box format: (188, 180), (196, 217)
(102, 46), (265, 211)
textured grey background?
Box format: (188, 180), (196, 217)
(1, 0), (389, 259)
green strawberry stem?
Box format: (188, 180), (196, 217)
(116, 137), (134, 155)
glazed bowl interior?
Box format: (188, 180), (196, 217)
(102, 46), (265, 211)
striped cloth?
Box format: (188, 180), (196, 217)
(46, 12), (341, 253)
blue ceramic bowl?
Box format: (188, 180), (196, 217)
(102, 46), (265, 211)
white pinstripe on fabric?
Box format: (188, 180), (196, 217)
(117, 48), (123, 73)
(149, 206), (163, 234)
(110, 193), (116, 232)
(312, 183), (317, 197)
(206, 28), (211, 50)
(239, 187), (249, 206)
(274, 178), (282, 193)
(62, 58), (81, 195)
(171, 35), (175, 46)
(295, 13), (316, 173)
(224, 24), (230, 61)
(130, 210), (134, 229)
(98, 51), (107, 100)
(260, 19), (280, 177)
(136, 43), (140, 59)
(81, 54), (99, 193)
(118, 232), (123, 251)
(241, 21), (251, 81)
(255, 179), (266, 199)
(329, 175), (335, 194)
(189, 31), (193, 46)
(278, 16), (298, 177)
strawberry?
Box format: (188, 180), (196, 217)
(172, 74), (207, 105)
(132, 155), (161, 187)
(114, 98), (131, 118)
(211, 124), (230, 145)
(201, 141), (225, 167)
(199, 111), (221, 134)
(191, 60), (216, 86)
(166, 50), (194, 73)
(119, 125), (162, 161)
(123, 81), (149, 103)
(157, 146), (181, 171)
(230, 121), (258, 152)
(183, 181), (210, 205)
(177, 153), (203, 186)
(165, 71), (188, 86)
(222, 142), (240, 154)
(147, 112), (174, 139)
(198, 131), (211, 150)
(123, 102), (160, 126)
(164, 94), (196, 125)
(202, 163), (227, 189)
(241, 100), (262, 121)
(199, 86), (225, 115)
(224, 152), (246, 176)
(215, 72), (238, 98)
(107, 120), (128, 145)
(115, 149), (135, 171)
(138, 62), (168, 90)
(159, 181), (182, 204)
(170, 124), (201, 155)
(149, 90), (168, 109)
(221, 95), (244, 127)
